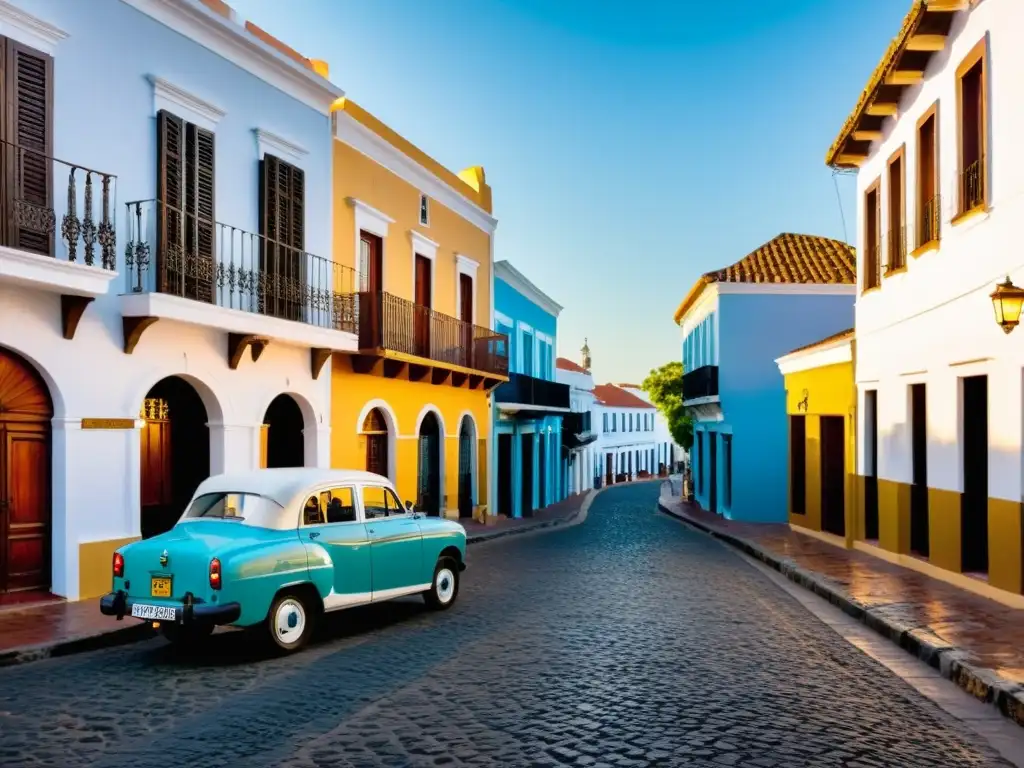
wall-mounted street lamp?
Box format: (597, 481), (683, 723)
(990, 277), (1024, 334)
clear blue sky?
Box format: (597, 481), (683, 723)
(230, 0), (905, 384)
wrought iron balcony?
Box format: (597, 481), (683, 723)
(1, 139), (117, 268)
(356, 290), (509, 376)
(494, 372), (570, 411)
(563, 411), (597, 449)
(957, 158), (985, 216)
(917, 194), (941, 248)
(123, 199), (357, 333)
(682, 365), (718, 401)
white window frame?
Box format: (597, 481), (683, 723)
(455, 254), (480, 326)
(150, 76), (225, 133)
(535, 331), (554, 380)
(348, 198), (394, 292)
(254, 129), (309, 165)
(518, 321), (535, 376)
(0, 3), (67, 55)
(410, 229), (439, 308)
(419, 193), (430, 227)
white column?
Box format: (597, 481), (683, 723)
(209, 422), (260, 474)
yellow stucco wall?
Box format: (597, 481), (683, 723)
(783, 359), (856, 542)
(79, 537), (139, 600)
(332, 140), (492, 322)
(330, 355), (490, 517)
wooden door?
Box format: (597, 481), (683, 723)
(414, 254), (431, 358)
(709, 432), (718, 513)
(459, 273), (473, 368)
(0, 348), (52, 594)
(360, 232), (383, 293)
(820, 416), (846, 537)
(497, 434), (513, 516)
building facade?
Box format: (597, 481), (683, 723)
(327, 99), (506, 521)
(674, 234), (856, 523)
(614, 383), (684, 476)
(491, 261), (570, 517)
(826, 0), (1024, 601)
(592, 384), (662, 485)
(556, 347), (598, 497)
(776, 330), (857, 545)
(0, 0), (351, 600)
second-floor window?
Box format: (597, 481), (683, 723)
(863, 180), (880, 291)
(603, 413), (608, 432)
(611, 413), (617, 432)
(419, 193), (430, 226)
(521, 330), (534, 376)
(886, 146), (905, 274)
(359, 231), (383, 293)
(620, 413), (625, 431)
(916, 103), (939, 249)
(157, 110), (216, 302)
(956, 39), (987, 216)
(260, 153), (306, 320)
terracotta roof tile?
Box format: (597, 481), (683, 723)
(616, 383), (642, 390)
(785, 327), (855, 357)
(673, 233), (856, 324)
(593, 384), (654, 409)
(556, 357), (587, 374)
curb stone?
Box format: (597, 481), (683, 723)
(0, 488), (610, 668)
(656, 492), (1024, 729)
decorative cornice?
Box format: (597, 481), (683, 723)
(254, 129), (309, 163)
(150, 75), (226, 130)
(410, 229), (440, 254)
(0, 0), (68, 55)
(334, 109), (497, 236)
(494, 259), (562, 317)
(124, 0), (343, 114)
(455, 254), (480, 275)
(346, 197), (395, 225)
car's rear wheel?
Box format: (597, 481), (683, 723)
(161, 622), (214, 648)
(266, 591), (314, 653)
(423, 556), (459, 610)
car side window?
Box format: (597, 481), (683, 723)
(362, 485), (390, 519)
(319, 487), (356, 524)
(303, 495), (324, 526)
(385, 489), (404, 516)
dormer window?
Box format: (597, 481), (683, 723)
(419, 193), (430, 226)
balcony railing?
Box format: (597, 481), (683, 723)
(885, 226), (906, 274)
(565, 411), (592, 435)
(124, 199), (357, 333)
(957, 158), (985, 216)
(864, 237), (881, 290)
(1, 139), (117, 268)
(357, 290), (509, 376)
(682, 365), (718, 401)
(917, 194), (941, 248)
(494, 372), (570, 409)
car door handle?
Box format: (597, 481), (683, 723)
(366, 528), (375, 534)
(308, 531), (320, 539)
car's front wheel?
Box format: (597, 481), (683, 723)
(267, 591), (315, 653)
(423, 557), (460, 610)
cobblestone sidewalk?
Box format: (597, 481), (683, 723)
(0, 490), (595, 667)
(658, 481), (1024, 728)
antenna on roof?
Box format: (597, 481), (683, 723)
(832, 170), (849, 244)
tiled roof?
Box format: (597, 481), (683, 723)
(785, 328), (855, 357)
(672, 233), (856, 324)
(616, 383), (642, 390)
(556, 357), (588, 374)
(593, 384), (655, 409)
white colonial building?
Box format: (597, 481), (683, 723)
(592, 382), (678, 486)
(0, 0), (354, 600)
(555, 345), (597, 496)
(826, 0), (1024, 596)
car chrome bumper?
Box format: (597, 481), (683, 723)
(99, 590), (241, 626)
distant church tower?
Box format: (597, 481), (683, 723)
(581, 338), (591, 372)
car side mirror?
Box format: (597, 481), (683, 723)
(405, 500), (414, 512)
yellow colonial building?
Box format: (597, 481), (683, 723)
(776, 330), (857, 548)
(326, 98), (507, 519)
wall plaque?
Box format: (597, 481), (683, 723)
(81, 418), (137, 430)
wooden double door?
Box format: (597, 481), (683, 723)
(0, 349), (52, 594)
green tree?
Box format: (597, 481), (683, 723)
(641, 361), (693, 450)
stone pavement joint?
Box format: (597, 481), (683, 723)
(657, 481), (1024, 730)
(0, 488), (601, 668)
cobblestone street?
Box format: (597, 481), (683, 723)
(0, 483), (1012, 767)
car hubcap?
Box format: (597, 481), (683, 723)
(436, 568), (455, 603)
(275, 598), (305, 645)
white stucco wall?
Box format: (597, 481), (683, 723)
(853, 0), (1024, 503)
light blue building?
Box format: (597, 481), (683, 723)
(491, 261), (570, 518)
(674, 234), (856, 523)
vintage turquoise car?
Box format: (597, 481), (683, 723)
(100, 468), (467, 653)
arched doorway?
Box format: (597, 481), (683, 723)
(264, 394), (304, 468)
(140, 377), (210, 539)
(0, 347), (52, 594)
(362, 408), (389, 479)
(417, 411), (441, 516)
(457, 416), (475, 519)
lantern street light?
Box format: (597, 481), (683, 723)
(990, 277), (1024, 334)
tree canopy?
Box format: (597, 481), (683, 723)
(641, 361), (693, 450)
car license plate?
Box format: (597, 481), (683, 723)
(151, 577), (172, 597)
(130, 603), (177, 621)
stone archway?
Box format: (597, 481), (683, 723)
(264, 394), (305, 468)
(0, 346), (53, 594)
(457, 414), (476, 519)
(139, 376), (210, 539)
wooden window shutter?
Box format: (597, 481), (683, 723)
(186, 123), (215, 302)
(156, 110), (185, 293)
(3, 39), (54, 255)
(259, 154), (305, 320)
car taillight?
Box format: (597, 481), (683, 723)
(113, 552), (124, 578)
(209, 558), (221, 590)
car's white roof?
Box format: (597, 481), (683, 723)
(194, 468), (393, 507)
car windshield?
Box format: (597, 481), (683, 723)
(182, 492), (285, 529)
